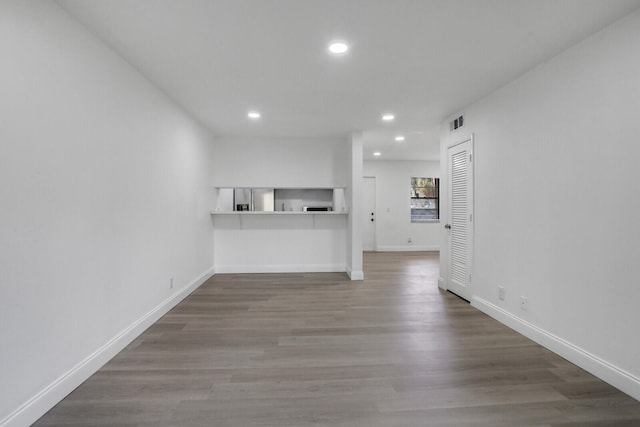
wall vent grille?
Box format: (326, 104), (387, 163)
(450, 114), (464, 132)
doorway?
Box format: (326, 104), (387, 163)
(363, 176), (376, 251)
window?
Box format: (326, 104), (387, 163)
(410, 177), (439, 222)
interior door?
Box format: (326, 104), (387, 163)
(446, 139), (473, 300)
(363, 177), (376, 251)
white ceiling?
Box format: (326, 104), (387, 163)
(58, 0), (640, 161)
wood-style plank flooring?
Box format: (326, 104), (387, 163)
(34, 252), (640, 426)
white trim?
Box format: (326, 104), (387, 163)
(438, 276), (446, 290)
(445, 132), (474, 151)
(346, 266), (364, 281)
(376, 245), (439, 252)
(472, 296), (640, 401)
(215, 264), (346, 274)
(0, 266), (215, 427)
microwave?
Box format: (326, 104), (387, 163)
(303, 206), (333, 212)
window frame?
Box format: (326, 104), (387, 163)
(410, 177), (440, 223)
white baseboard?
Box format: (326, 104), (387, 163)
(346, 266), (364, 281)
(1, 266), (215, 427)
(214, 264), (346, 274)
(472, 296), (640, 401)
(376, 245), (440, 252)
(438, 276), (446, 290)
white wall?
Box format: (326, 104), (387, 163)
(347, 133), (364, 280)
(440, 9), (640, 400)
(212, 136), (348, 188)
(0, 2), (216, 425)
(211, 135), (351, 274)
(213, 214), (347, 273)
(364, 160), (440, 251)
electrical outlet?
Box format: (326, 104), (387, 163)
(169, 277), (174, 289)
(498, 286), (505, 301)
(520, 296), (528, 311)
(408, 237), (412, 243)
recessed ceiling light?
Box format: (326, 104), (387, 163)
(382, 114), (395, 122)
(395, 135), (405, 142)
(373, 152), (381, 156)
(247, 111), (261, 119)
(328, 41), (349, 54)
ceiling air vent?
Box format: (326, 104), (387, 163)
(450, 114), (464, 132)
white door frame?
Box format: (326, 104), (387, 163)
(442, 134), (474, 301)
(362, 176), (376, 251)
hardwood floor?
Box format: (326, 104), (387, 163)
(34, 252), (640, 426)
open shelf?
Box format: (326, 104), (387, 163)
(210, 211), (348, 215)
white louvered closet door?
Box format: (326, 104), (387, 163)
(447, 139), (473, 301)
